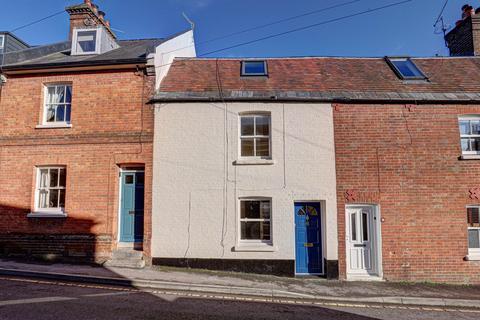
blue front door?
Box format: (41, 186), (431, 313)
(295, 202), (323, 274)
(120, 171), (144, 243)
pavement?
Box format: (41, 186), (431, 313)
(0, 258), (479, 310)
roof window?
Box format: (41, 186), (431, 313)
(241, 60), (268, 76)
(386, 57), (427, 80)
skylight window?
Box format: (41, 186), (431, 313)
(386, 57), (427, 80)
(241, 60), (268, 76)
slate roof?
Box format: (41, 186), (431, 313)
(153, 57), (480, 103)
(1, 38), (164, 71)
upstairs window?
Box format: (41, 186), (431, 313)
(386, 57), (427, 80)
(241, 60), (268, 76)
(240, 114), (271, 158)
(459, 116), (480, 155)
(72, 29), (99, 55)
(467, 206), (480, 255)
(0, 35), (4, 49)
(44, 84), (72, 124)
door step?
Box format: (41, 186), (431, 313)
(104, 248), (145, 269)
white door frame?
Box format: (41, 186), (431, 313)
(345, 204), (383, 281)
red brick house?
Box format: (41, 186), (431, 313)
(0, 0), (185, 266)
(152, 18), (480, 282)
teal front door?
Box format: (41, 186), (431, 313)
(120, 171), (144, 243)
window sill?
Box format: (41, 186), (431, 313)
(27, 212), (68, 218)
(233, 244), (277, 252)
(465, 254), (480, 261)
(233, 159), (276, 166)
(35, 124), (72, 129)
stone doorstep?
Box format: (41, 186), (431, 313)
(0, 267), (479, 310)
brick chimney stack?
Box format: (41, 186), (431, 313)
(445, 5), (480, 56)
(66, 0), (116, 40)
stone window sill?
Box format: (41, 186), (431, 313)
(233, 159), (276, 166)
(27, 212), (68, 218)
(460, 154), (480, 160)
(35, 124), (72, 129)
(233, 244), (277, 252)
(465, 254), (480, 261)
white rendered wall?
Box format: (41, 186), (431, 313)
(154, 30), (196, 89)
(152, 102), (338, 261)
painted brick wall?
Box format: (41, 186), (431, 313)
(0, 69), (154, 261)
(334, 103), (480, 284)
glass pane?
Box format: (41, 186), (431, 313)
(241, 200), (260, 219)
(307, 206), (318, 216)
(260, 201), (271, 219)
(46, 106), (56, 122)
(39, 169), (48, 188)
(47, 86), (56, 104)
(49, 169), (58, 187)
(459, 121), (470, 135)
(77, 31), (97, 52)
(256, 138), (270, 157)
(49, 189), (59, 208)
(38, 190), (48, 208)
(241, 117), (254, 136)
(241, 139), (254, 157)
(255, 116), (270, 136)
(468, 207), (480, 226)
(261, 221), (271, 241)
(65, 86), (72, 103)
(472, 138), (480, 152)
(392, 59), (423, 78)
(243, 61), (266, 75)
(472, 121), (480, 135)
(362, 212), (369, 241)
(59, 190), (65, 208)
(461, 139), (470, 151)
(351, 213), (357, 241)
(468, 230), (480, 248)
(56, 86), (65, 103)
(297, 207), (306, 216)
(65, 105), (71, 122)
(241, 221), (262, 240)
(56, 105), (65, 122)
(59, 169), (66, 187)
(125, 175), (134, 184)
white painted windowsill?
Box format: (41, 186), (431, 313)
(460, 154), (480, 160)
(35, 123), (72, 129)
(233, 244), (278, 252)
(27, 212), (68, 218)
(465, 254), (480, 261)
(233, 159), (276, 166)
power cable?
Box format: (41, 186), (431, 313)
(10, 10), (66, 33)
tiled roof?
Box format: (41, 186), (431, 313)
(153, 57), (480, 103)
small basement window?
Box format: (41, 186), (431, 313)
(72, 29), (99, 55)
(241, 60), (268, 76)
(386, 57), (427, 80)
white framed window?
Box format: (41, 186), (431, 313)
(0, 35), (4, 49)
(34, 167), (67, 214)
(459, 116), (480, 155)
(239, 114), (271, 158)
(43, 84), (72, 125)
(467, 206), (480, 256)
(72, 28), (100, 55)
(239, 199), (272, 243)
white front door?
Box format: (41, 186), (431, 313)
(346, 205), (381, 279)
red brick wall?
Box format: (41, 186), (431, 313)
(0, 69), (154, 261)
(334, 103), (480, 284)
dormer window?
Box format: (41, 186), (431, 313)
(386, 57), (427, 80)
(241, 60), (268, 76)
(72, 28), (100, 55)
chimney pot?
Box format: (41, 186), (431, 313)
(98, 11), (106, 20)
(84, 0), (92, 6)
(105, 20), (110, 27)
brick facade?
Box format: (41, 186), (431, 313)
(0, 69), (154, 262)
(334, 103), (480, 284)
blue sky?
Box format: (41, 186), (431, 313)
(0, 0), (474, 57)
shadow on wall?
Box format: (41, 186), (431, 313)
(0, 203), (110, 264)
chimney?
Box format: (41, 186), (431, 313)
(445, 5), (480, 56)
(66, 0), (116, 40)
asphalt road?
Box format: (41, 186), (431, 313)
(0, 276), (478, 320)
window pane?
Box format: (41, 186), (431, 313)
(468, 207), (480, 226)
(241, 200), (260, 219)
(241, 221), (270, 240)
(472, 138), (480, 151)
(362, 212), (369, 241)
(241, 139), (254, 157)
(59, 190), (65, 208)
(392, 59), (423, 78)
(65, 86), (72, 103)
(459, 121), (470, 135)
(49, 189), (59, 208)
(38, 190), (48, 208)
(243, 61), (266, 75)
(351, 213), (357, 241)
(77, 31), (97, 52)
(261, 221), (271, 241)
(256, 138), (270, 157)
(46, 106), (56, 122)
(65, 105), (71, 122)
(241, 117), (254, 136)
(468, 229), (480, 248)
(56, 86), (65, 103)
(49, 169), (58, 187)
(260, 201), (271, 219)
(40, 169), (48, 188)
(47, 87), (56, 104)
(59, 169), (66, 187)
(255, 116), (270, 136)
(125, 175), (134, 184)
(472, 121), (480, 135)
(461, 139), (470, 151)
(56, 105), (65, 122)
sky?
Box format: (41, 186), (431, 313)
(0, 0), (475, 58)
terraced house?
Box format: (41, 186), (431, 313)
(0, 0), (194, 267)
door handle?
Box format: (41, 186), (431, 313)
(354, 244), (367, 248)
(304, 243), (314, 247)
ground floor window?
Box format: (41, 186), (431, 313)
(36, 167), (66, 212)
(467, 206), (480, 255)
(239, 199), (271, 243)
